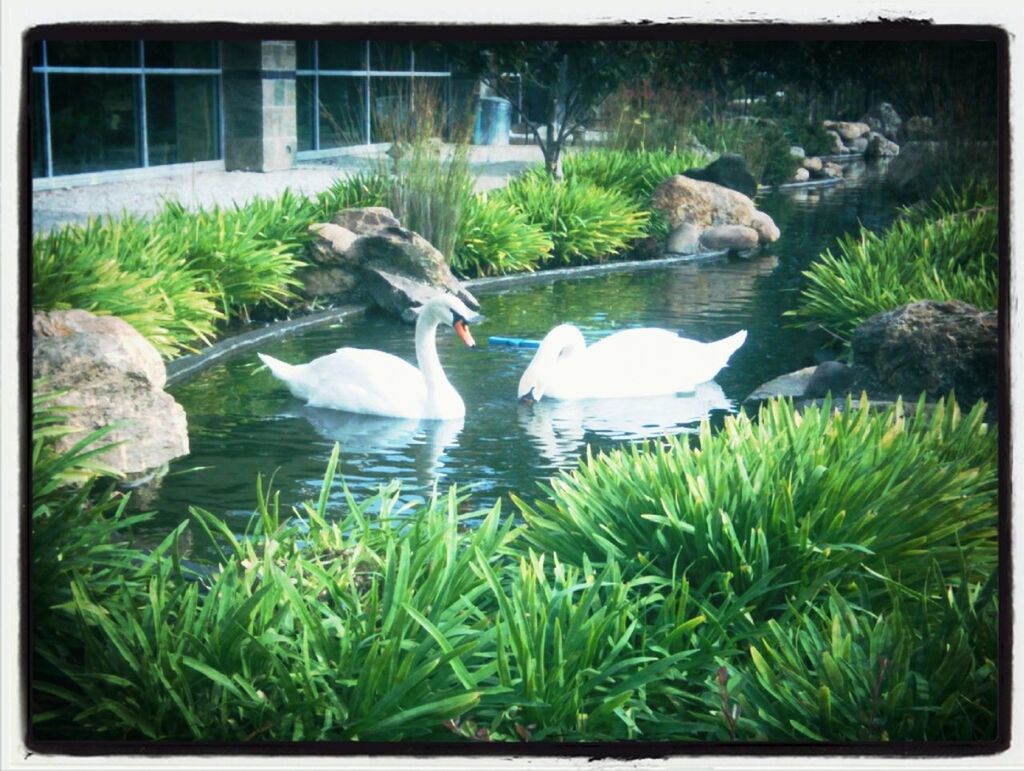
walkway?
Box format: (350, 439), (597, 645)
(31, 144), (546, 233)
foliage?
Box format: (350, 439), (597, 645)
(493, 171), (649, 265)
(32, 216), (223, 357)
(452, 193), (553, 277)
(790, 183), (998, 345)
(599, 84), (707, 152)
(692, 118), (800, 186)
(562, 147), (713, 206)
(516, 395), (997, 612)
(314, 170), (390, 219)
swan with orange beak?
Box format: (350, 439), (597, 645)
(259, 294), (483, 420)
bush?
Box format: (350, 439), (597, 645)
(314, 170), (390, 219)
(790, 183), (998, 345)
(493, 172), (649, 265)
(692, 118), (800, 186)
(452, 194), (554, 276)
(563, 147), (713, 205)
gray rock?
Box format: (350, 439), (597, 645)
(682, 154), (758, 199)
(352, 226), (479, 313)
(852, 301), (997, 408)
(803, 360), (857, 399)
(307, 223), (359, 265)
(32, 309), (189, 476)
(699, 224), (759, 252)
(791, 167), (810, 183)
(863, 102), (903, 141)
(789, 146), (806, 159)
(295, 265), (361, 300)
(815, 161), (844, 180)
(835, 121), (872, 141)
(744, 365), (819, 406)
(665, 223), (702, 255)
(802, 156), (823, 173)
(825, 129), (845, 154)
(749, 211), (781, 243)
(363, 268), (450, 319)
(331, 206), (402, 236)
(844, 136), (869, 154)
(865, 132), (900, 158)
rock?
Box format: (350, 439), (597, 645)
(865, 132), (900, 158)
(791, 167), (810, 183)
(651, 174), (780, 245)
(743, 365), (819, 407)
(295, 265), (361, 299)
(904, 115), (935, 140)
(307, 223), (359, 265)
(331, 206), (402, 236)
(844, 136), (869, 154)
(665, 223), (702, 255)
(32, 309), (189, 476)
(682, 154), (758, 199)
(816, 161), (844, 180)
(825, 129), (845, 154)
(789, 146), (806, 159)
(852, 301), (997, 408)
(835, 121), (871, 141)
(802, 156), (823, 173)
(803, 360), (857, 399)
(748, 211), (781, 243)
(699, 224), (759, 252)
(863, 102), (902, 141)
(363, 268), (452, 319)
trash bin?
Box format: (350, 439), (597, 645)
(472, 96), (512, 145)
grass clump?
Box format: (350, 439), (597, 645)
(563, 147), (712, 205)
(789, 183), (998, 345)
(492, 171), (649, 265)
(452, 193), (554, 277)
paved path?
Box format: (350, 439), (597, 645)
(31, 144), (546, 233)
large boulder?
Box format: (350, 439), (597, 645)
(844, 135), (870, 154)
(331, 206), (402, 235)
(863, 102), (902, 141)
(682, 154), (758, 198)
(651, 174), (780, 249)
(307, 223), (359, 265)
(852, 301), (997, 407)
(32, 310), (189, 477)
(865, 132), (900, 158)
(828, 121), (871, 142)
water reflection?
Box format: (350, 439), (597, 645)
(518, 381), (733, 466)
(288, 406), (464, 488)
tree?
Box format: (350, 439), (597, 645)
(450, 41), (648, 178)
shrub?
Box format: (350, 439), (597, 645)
(493, 172), (649, 265)
(790, 183), (998, 345)
(516, 395), (997, 613)
(692, 118), (800, 186)
(452, 193), (554, 277)
(314, 170), (390, 219)
(563, 147), (713, 205)
(32, 217), (223, 357)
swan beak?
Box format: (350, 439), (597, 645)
(519, 388), (538, 405)
(454, 319), (476, 347)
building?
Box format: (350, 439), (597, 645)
(30, 39), (480, 185)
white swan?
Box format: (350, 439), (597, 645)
(258, 295), (482, 420)
(517, 325), (747, 402)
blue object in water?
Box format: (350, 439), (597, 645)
(489, 336), (541, 349)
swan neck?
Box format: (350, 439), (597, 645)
(415, 316), (452, 395)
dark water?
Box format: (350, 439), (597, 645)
(146, 162), (901, 544)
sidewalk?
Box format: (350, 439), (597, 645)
(31, 144), (546, 233)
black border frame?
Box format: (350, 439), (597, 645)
(18, 19), (1013, 761)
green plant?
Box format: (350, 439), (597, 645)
(494, 172), (649, 265)
(32, 217), (222, 357)
(790, 183), (998, 344)
(516, 395), (997, 614)
(314, 170), (390, 219)
(563, 147), (713, 205)
(452, 194), (554, 277)
(692, 118), (799, 186)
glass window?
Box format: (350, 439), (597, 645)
(144, 41), (217, 69)
(47, 41), (139, 68)
(32, 41), (43, 66)
(319, 77), (366, 148)
(145, 75), (219, 166)
(296, 40), (314, 70)
(370, 77), (410, 141)
(370, 42), (410, 72)
(32, 73), (47, 177)
(318, 41), (364, 71)
(296, 75), (315, 150)
(413, 42), (446, 72)
(48, 74), (140, 174)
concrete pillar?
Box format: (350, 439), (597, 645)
(222, 41), (297, 172)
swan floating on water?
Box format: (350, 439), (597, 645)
(517, 324), (747, 402)
(258, 294), (482, 420)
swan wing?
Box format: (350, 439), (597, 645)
(549, 328), (746, 398)
(291, 348), (427, 418)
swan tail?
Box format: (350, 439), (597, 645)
(710, 330), (748, 365)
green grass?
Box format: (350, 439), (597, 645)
(563, 147), (713, 205)
(789, 184), (998, 345)
(31, 387), (999, 743)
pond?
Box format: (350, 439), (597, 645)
(146, 161), (902, 543)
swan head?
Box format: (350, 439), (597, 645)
(414, 294), (484, 347)
(517, 324), (586, 403)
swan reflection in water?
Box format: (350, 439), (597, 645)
(286, 406), (464, 488)
(518, 381), (734, 466)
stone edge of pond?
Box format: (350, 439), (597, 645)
(165, 250), (733, 387)
(759, 177), (846, 194)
